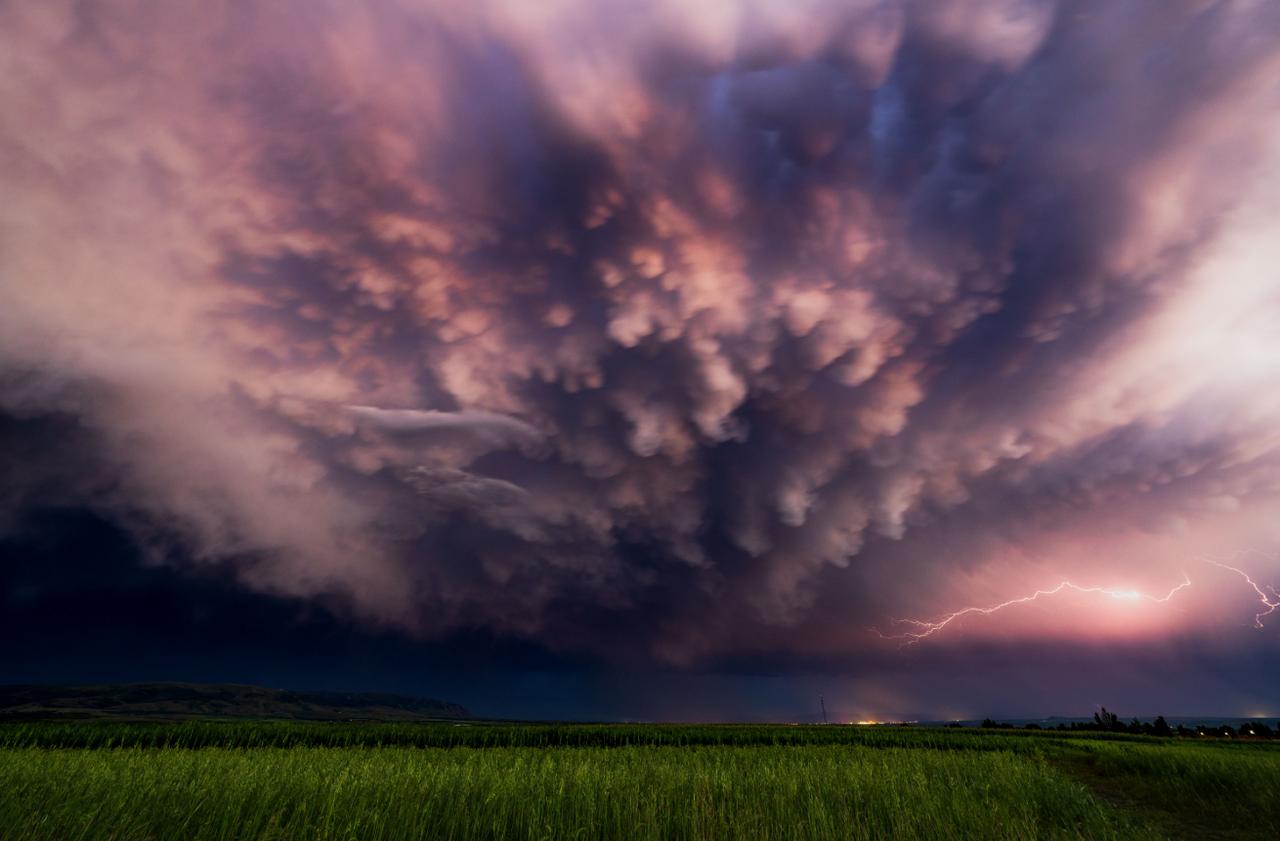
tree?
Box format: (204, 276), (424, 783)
(1152, 716), (1172, 737)
(1094, 707), (1121, 731)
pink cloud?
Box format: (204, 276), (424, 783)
(1, 0), (1279, 664)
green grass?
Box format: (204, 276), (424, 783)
(0, 745), (1150, 841)
(1046, 739), (1280, 840)
(0, 723), (1275, 840)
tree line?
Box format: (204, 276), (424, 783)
(974, 708), (1276, 738)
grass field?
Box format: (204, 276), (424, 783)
(1, 723), (1276, 840)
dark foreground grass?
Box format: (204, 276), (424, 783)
(0, 723), (1275, 841)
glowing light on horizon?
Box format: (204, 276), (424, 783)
(873, 574), (1193, 645)
(1205, 559), (1280, 629)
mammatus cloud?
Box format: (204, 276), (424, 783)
(2, 0), (1279, 665)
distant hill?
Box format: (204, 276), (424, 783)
(0, 682), (470, 721)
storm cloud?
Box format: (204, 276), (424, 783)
(3, 0), (1280, 677)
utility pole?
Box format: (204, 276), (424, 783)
(820, 695), (828, 724)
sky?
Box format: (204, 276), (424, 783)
(2, 0), (1280, 722)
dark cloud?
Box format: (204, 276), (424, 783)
(1, 0), (1279, 713)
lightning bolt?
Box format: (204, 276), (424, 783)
(1205, 559), (1280, 629)
(873, 574), (1192, 645)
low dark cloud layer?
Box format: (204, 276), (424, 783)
(2, 1), (1279, 712)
